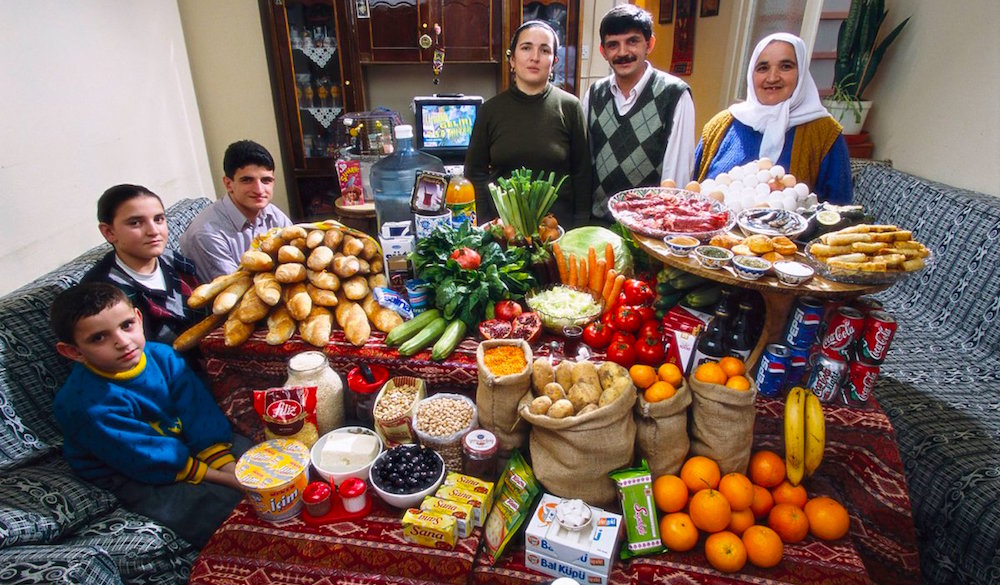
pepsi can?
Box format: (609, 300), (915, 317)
(754, 344), (790, 398)
(784, 345), (811, 390)
(783, 297), (824, 348)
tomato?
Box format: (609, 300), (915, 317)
(635, 335), (666, 365)
(601, 308), (617, 326)
(606, 340), (636, 368)
(636, 306), (656, 324)
(610, 331), (636, 347)
(510, 312), (542, 343)
(478, 319), (512, 340)
(612, 306), (642, 333)
(495, 300), (523, 321)
(450, 247), (481, 269)
(623, 279), (655, 306)
(638, 319), (664, 341)
(582, 321), (613, 349)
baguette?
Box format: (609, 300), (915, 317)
(360, 238), (379, 261)
(341, 235), (365, 257)
(241, 250), (275, 272)
(336, 302), (370, 347)
(259, 234), (285, 255)
(278, 245), (306, 264)
(253, 272), (282, 306)
(332, 255), (361, 278)
(223, 312), (254, 347)
(284, 282), (312, 321)
(322, 228), (343, 250)
(280, 225), (308, 241)
(368, 273), (388, 289)
(274, 263), (307, 283)
(307, 246), (335, 271)
(361, 294), (403, 333)
(212, 275), (253, 315)
(306, 283), (339, 307)
(306, 269), (340, 291)
(342, 275), (370, 300)
(188, 271), (246, 309)
(305, 229), (325, 249)
(172, 312), (226, 352)
(265, 304), (296, 345)
(234, 287), (270, 323)
(300, 306), (333, 347)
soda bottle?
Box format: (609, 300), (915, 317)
(689, 306), (730, 370)
(728, 301), (753, 361)
(446, 172), (477, 226)
(370, 124), (445, 233)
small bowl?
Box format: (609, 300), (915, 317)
(773, 260), (815, 286)
(369, 445), (445, 509)
(694, 245), (734, 270)
(525, 285), (604, 333)
(311, 426), (383, 486)
(731, 255), (773, 281)
(664, 235), (700, 257)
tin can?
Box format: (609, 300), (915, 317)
(783, 297), (824, 348)
(858, 310), (897, 365)
(784, 345), (811, 390)
(807, 353), (848, 403)
(820, 306), (865, 360)
(845, 360), (880, 404)
(852, 296), (884, 315)
(753, 344), (790, 398)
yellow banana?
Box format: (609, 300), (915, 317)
(804, 390), (826, 477)
(784, 386), (806, 486)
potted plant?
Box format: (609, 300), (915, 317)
(823, 0), (910, 135)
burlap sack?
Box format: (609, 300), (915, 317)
(635, 382), (692, 477)
(517, 379), (637, 508)
(688, 376), (757, 475)
(476, 339), (532, 456)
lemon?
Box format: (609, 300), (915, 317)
(816, 210), (842, 226)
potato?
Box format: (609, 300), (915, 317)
(568, 382), (601, 412)
(529, 395), (553, 415)
(572, 361), (600, 388)
(599, 382), (629, 407)
(577, 403), (599, 417)
(531, 358), (555, 393)
(598, 361), (630, 391)
(540, 382), (566, 403)
(555, 361), (574, 390)
(546, 399), (574, 419)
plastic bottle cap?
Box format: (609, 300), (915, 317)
(394, 124), (413, 139)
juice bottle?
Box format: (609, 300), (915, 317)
(446, 172), (477, 226)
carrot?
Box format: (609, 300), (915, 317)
(602, 268), (617, 304)
(608, 274), (625, 306)
(604, 243), (615, 273)
(553, 243), (568, 283)
(588, 247), (598, 287)
(577, 257), (588, 289)
(591, 259), (606, 293)
(567, 253), (578, 286)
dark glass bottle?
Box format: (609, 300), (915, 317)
(728, 301), (754, 361)
(690, 306), (730, 369)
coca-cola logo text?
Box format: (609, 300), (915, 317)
(823, 322), (856, 349)
(870, 325), (892, 357)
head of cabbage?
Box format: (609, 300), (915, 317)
(557, 226), (633, 276)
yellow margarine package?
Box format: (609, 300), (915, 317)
(402, 508), (457, 549)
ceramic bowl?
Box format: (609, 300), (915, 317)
(773, 260), (815, 286)
(368, 445), (445, 509)
(694, 245), (734, 270)
(311, 426), (384, 486)
(664, 235), (700, 257)
(731, 255), (773, 281)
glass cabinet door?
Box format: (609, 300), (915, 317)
(518, 0), (580, 95)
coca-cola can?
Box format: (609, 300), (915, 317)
(753, 344), (790, 398)
(852, 296), (884, 315)
(783, 297), (825, 349)
(820, 306), (865, 360)
(807, 352), (848, 403)
(845, 360), (879, 404)
(784, 345), (811, 390)
(858, 310), (897, 365)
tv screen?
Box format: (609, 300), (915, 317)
(413, 96), (483, 162)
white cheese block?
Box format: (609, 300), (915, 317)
(320, 433), (379, 471)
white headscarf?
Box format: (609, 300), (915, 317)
(729, 33), (830, 162)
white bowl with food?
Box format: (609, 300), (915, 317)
(731, 255), (773, 280)
(694, 245), (734, 270)
(773, 260), (815, 286)
(525, 285), (604, 333)
(738, 208), (808, 239)
(664, 235), (700, 257)
(310, 426), (383, 486)
(369, 444), (445, 509)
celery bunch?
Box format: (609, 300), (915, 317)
(487, 168), (567, 240)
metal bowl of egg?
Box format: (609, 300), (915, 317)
(310, 426), (383, 486)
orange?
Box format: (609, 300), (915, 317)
(704, 531), (747, 573)
(689, 488), (732, 533)
(750, 484), (775, 520)
(680, 456), (721, 493)
(727, 507), (755, 535)
(725, 375), (751, 391)
(629, 364), (658, 389)
(718, 356), (746, 378)
(768, 503), (810, 543)
(652, 474), (689, 513)
(804, 496), (850, 541)
(644, 381), (677, 403)
(694, 362), (727, 385)
(742, 525), (784, 568)
(718, 473), (755, 511)
(749, 450), (786, 488)
(657, 362), (684, 387)
(659, 512), (700, 552)
(771, 480), (808, 509)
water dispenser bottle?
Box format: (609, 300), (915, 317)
(370, 124), (445, 232)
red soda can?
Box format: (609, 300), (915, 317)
(820, 306), (865, 360)
(807, 352), (848, 403)
(858, 310), (897, 365)
(845, 360), (880, 405)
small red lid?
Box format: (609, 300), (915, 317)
(347, 364), (390, 395)
(339, 476), (367, 498)
(302, 481), (332, 503)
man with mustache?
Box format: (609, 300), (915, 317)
(584, 4), (695, 222)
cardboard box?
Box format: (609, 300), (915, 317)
(523, 549), (609, 585)
(662, 305), (713, 375)
(523, 494), (621, 578)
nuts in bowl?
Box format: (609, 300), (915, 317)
(369, 444), (445, 509)
(694, 245), (734, 270)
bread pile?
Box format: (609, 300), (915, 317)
(807, 224), (930, 273)
(709, 232), (799, 262)
(173, 223), (402, 351)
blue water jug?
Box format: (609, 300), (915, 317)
(370, 124), (445, 233)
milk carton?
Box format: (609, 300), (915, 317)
(524, 549), (610, 585)
(523, 494), (622, 580)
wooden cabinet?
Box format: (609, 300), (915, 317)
(261, 0), (365, 220)
(504, 0), (581, 95)
(350, 0), (502, 63)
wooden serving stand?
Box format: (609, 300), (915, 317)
(634, 234), (888, 369)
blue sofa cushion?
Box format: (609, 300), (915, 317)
(0, 457), (117, 548)
(0, 544), (121, 584)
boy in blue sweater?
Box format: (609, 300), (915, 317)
(51, 282), (249, 548)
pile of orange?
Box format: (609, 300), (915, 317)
(631, 362), (685, 403)
(651, 450), (851, 574)
(693, 357), (752, 391)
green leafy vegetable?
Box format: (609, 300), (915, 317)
(487, 168), (567, 240)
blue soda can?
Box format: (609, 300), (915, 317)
(754, 344), (790, 398)
(784, 345), (810, 390)
(783, 297), (825, 349)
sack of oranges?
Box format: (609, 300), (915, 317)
(688, 358), (757, 475)
(634, 363), (691, 477)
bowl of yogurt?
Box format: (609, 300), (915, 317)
(773, 260), (815, 286)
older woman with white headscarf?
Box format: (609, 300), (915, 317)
(693, 33), (852, 203)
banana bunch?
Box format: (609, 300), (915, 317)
(784, 386), (826, 485)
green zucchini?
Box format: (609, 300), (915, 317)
(431, 320), (467, 361)
(385, 309), (441, 347)
(668, 271), (709, 291)
(656, 282), (676, 296)
(657, 266), (687, 283)
(398, 317), (448, 356)
(682, 284), (724, 308)
(654, 291), (684, 310)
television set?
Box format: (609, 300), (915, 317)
(412, 95), (484, 164)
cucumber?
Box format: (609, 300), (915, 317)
(654, 291), (684, 310)
(398, 317), (448, 356)
(682, 284), (724, 308)
(657, 266), (687, 283)
(385, 309), (441, 347)
(431, 320), (467, 361)
(668, 271), (709, 290)
(656, 282), (676, 296)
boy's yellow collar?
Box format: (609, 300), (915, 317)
(86, 352), (147, 381)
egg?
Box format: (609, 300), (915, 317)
(730, 166), (745, 181)
(781, 174), (797, 188)
(701, 179), (717, 192)
(727, 196), (743, 213)
(793, 183), (809, 197)
(661, 178), (677, 188)
(707, 190), (726, 203)
(767, 178), (783, 192)
(756, 170), (772, 184)
(685, 180), (701, 193)
(770, 165), (786, 178)
(758, 157), (773, 170)
(730, 179), (745, 193)
(716, 172), (732, 185)
(782, 195), (797, 211)
(755, 183), (771, 198)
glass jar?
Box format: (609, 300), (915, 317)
(346, 364), (388, 426)
(285, 351), (343, 435)
(462, 429), (498, 481)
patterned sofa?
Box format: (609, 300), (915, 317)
(0, 198), (211, 584)
(853, 164), (1000, 585)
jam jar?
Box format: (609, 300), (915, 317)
(461, 429), (498, 481)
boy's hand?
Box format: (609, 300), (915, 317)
(203, 466), (243, 492)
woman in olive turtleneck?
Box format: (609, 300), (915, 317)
(464, 20), (591, 229)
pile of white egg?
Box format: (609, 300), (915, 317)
(671, 158), (820, 213)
